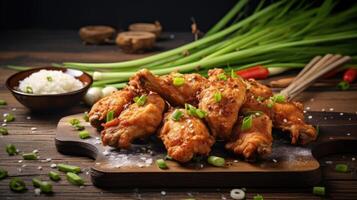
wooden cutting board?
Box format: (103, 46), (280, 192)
(55, 111), (357, 188)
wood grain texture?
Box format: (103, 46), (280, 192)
(0, 31), (357, 199)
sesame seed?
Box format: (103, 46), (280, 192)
(325, 161), (333, 164)
(161, 191), (166, 196)
(352, 157), (355, 161)
(340, 113), (344, 116)
(347, 133), (351, 136)
(308, 115), (312, 119)
(321, 108), (325, 112)
(33, 149), (39, 154)
(1, 123), (6, 127)
(11, 108), (16, 111)
(31, 127), (37, 131)
(303, 110), (307, 113)
(50, 163), (57, 168)
(306, 107), (311, 110)
(38, 166), (42, 170)
(283, 118), (288, 123)
(272, 159), (278, 163)
(18, 160), (23, 163)
(329, 108), (334, 111)
(233, 160), (239, 163)
(26, 116), (31, 120)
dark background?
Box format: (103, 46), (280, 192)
(0, 0), (244, 32)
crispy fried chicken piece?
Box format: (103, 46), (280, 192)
(101, 92), (165, 149)
(241, 79), (316, 144)
(159, 109), (215, 163)
(226, 113), (273, 159)
(88, 88), (135, 130)
(272, 101), (317, 145)
(129, 69), (207, 106)
(198, 69), (246, 140)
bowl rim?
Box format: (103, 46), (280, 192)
(5, 66), (93, 97)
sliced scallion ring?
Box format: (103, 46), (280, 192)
(173, 77), (185, 86)
(171, 109), (183, 121)
(214, 92), (222, 103)
(241, 115), (253, 131)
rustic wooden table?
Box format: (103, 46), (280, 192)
(0, 31), (356, 200)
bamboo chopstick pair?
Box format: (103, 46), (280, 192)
(280, 54), (351, 100)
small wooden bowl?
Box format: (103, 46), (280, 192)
(79, 25), (116, 44)
(115, 31), (156, 53)
(6, 67), (93, 112)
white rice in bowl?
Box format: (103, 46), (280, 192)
(19, 69), (84, 94)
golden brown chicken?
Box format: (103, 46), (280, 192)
(88, 88), (135, 129)
(101, 92), (165, 149)
(240, 79), (316, 145)
(129, 69), (207, 106)
(226, 112), (273, 159)
(159, 109), (215, 163)
(198, 69), (246, 140)
(272, 101), (317, 145)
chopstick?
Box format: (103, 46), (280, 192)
(280, 54), (351, 100)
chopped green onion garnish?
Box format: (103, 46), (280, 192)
(57, 163), (81, 173)
(32, 178), (53, 193)
(40, 181), (53, 193)
(253, 194), (264, 200)
(0, 99), (7, 106)
(231, 69), (238, 78)
(0, 127), (8, 135)
(217, 73), (228, 81)
(164, 155), (173, 160)
(195, 109), (207, 119)
(173, 77), (185, 86)
(185, 104), (196, 116)
(335, 164), (348, 173)
(267, 101), (274, 108)
(3, 113), (15, 122)
(25, 86), (33, 94)
(106, 111), (114, 122)
(46, 76), (53, 82)
(22, 152), (38, 160)
(171, 109), (183, 121)
(214, 92), (222, 103)
(313, 186), (325, 196)
(241, 115), (253, 131)
(74, 124), (85, 131)
(32, 178), (42, 188)
(272, 94), (286, 103)
(337, 81), (350, 90)
(79, 130), (90, 139)
(185, 104), (206, 119)
(156, 159), (168, 169)
(256, 96), (265, 102)
(207, 156), (225, 167)
(134, 95), (147, 106)
(49, 171), (61, 181)
(6, 144), (18, 156)
(83, 112), (89, 122)
(0, 168), (8, 180)
(69, 118), (80, 126)
(9, 178), (27, 192)
(66, 172), (84, 186)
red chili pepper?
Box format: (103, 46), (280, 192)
(235, 66), (269, 80)
(343, 68), (357, 83)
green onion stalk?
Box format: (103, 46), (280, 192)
(8, 0), (357, 88)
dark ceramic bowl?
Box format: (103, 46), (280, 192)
(6, 67), (92, 112)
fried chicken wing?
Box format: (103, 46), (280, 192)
(198, 69), (246, 140)
(241, 79), (316, 144)
(272, 101), (317, 145)
(159, 109), (215, 163)
(101, 92), (165, 149)
(226, 113), (273, 159)
(129, 69), (207, 106)
(89, 88), (135, 129)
